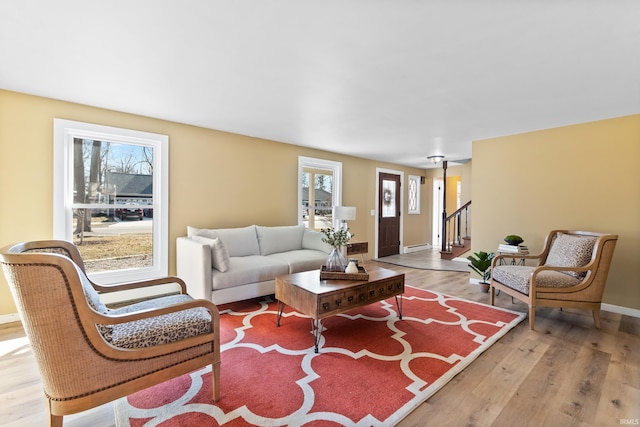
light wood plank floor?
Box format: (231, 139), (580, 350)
(1, 260), (638, 426)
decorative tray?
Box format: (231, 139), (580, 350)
(320, 265), (369, 281)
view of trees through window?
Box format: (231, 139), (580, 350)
(72, 138), (154, 273)
(301, 168), (333, 230)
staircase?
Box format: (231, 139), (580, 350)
(440, 201), (471, 260)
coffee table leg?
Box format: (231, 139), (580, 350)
(311, 319), (324, 353)
(277, 301), (285, 326)
(395, 294), (403, 319)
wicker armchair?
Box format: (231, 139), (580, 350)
(0, 240), (221, 427)
(490, 230), (617, 330)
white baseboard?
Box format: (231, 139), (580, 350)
(0, 312), (20, 325)
(469, 278), (640, 318)
(403, 244), (432, 254)
(601, 303), (640, 318)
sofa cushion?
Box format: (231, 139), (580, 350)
(191, 235), (230, 272)
(493, 265), (582, 295)
(189, 225), (260, 257)
(256, 225), (305, 255)
(267, 249), (328, 273)
(302, 228), (332, 253)
(545, 233), (596, 278)
(211, 256), (289, 291)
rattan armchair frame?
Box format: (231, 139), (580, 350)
(1, 241), (221, 427)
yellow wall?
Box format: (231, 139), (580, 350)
(0, 90), (429, 316)
(472, 115), (640, 309)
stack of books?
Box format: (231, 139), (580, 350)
(498, 244), (529, 254)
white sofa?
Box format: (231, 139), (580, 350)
(176, 224), (332, 304)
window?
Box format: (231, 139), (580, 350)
(53, 119), (168, 285)
(408, 175), (421, 214)
(298, 157), (342, 230)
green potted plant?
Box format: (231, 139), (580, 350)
(467, 251), (496, 292)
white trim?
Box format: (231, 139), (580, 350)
(601, 303), (640, 318)
(53, 119), (169, 284)
(298, 156), (343, 227)
(403, 244), (432, 254)
(432, 178), (443, 246)
(375, 168), (404, 259)
(0, 313), (21, 325)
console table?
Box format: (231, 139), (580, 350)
(347, 241), (368, 264)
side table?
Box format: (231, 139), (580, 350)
(347, 241), (368, 264)
(497, 244), (529, 266)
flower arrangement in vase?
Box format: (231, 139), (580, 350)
(321, 227), (354, 272)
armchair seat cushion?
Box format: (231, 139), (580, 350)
(104, 294), (212, 349)
(493, 265), (582, 295)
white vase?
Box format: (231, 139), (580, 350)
(345, 260), (358, 274)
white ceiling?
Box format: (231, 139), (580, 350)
(1, 1), (638, 168)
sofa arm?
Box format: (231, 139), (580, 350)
(176, 237), (212, 301)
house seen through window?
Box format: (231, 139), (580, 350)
(54, 120), (168, 284)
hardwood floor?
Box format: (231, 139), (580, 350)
(1, 260), (638, 426)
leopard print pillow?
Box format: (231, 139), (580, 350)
(545, 233), (596, 278)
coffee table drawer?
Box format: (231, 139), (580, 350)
(319, 286), (368, 315)
(366, 277), (404, 300)
(319, 292), (345, 314)
(345, 287), (368, 306)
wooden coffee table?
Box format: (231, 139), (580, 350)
(275, 266), (405, 352)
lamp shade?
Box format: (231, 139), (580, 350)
(333, 206), (356, 221)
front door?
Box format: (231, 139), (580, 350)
(378, 172), (401, 257)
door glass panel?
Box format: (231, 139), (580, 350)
(382, 179), (396, 218)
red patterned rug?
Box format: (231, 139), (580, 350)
(114, 286), (524, 426)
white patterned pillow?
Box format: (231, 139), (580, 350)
(191, 235), (230, 272)
(545, 233), (597, 278)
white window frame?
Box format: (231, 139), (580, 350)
(53, 119), (169, 284)
(408, 175), (421, 214)
(298, 156), (342, 228)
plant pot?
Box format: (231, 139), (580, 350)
(479, 282), (490, 293)
(504, 237), (524, 246)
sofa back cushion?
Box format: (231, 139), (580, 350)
(545, 232), (597, 278)
(256, 225), (305, 256)
(188, 225), (260, 257)
(302, 228), (332, 253)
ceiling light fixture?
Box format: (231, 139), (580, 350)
(427, 155), (445, 164)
